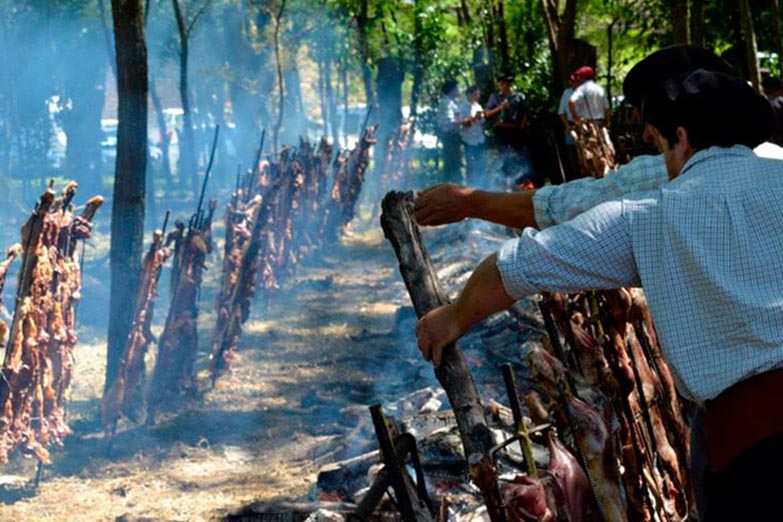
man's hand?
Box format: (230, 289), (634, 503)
(415, 304), (465, 367)
(414, 184), (474, 226)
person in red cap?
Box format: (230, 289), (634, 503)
(567, 65), (611, 126)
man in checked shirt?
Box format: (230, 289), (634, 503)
(414, 47), (783, 521)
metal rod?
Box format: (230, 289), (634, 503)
(538, 298), (578, 397)
(501, 363), (537, 477)
(195, 125), (220, 222)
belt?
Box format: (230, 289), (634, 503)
(702, 369), (783, 471)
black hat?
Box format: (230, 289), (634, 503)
(623, 45), (735, 107)
(762, 75), (783, 95)
(498, 72), (515, 83)
(441, 79), (458, 95)
(643, 69), (774, 149)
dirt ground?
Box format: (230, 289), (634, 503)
(0, 215), (453, 522)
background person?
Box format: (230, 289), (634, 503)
(557, 75), (580, 180)
(485, 73), (534, 185)
(436, 79), (465, 184)
(567, 65), (615, 177)
(459, 85), (487, 188)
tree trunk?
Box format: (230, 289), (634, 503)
(222, 3), (265, 166)
(283, 64), (305, 143)
(106, 0), (148, 395)
(669, 0), (690, 44)
(409, 0), (425, 118)
(495, 0), (510, 74)
(771, 0), (783, 78)
(738, 0), (760, 90)
(538, 0), (561, 86)
(370, 57), (403, 208)
(272, 0), (287, 153)
(172, 0), (198, 194)
(355, 0), (376, 112)
(690, 0), (706, 47)
(538, 0), (579, 93)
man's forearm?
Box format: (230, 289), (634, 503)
(416, 253), (516, 366)
(465, 189), (538, 229)
(453, 253), (516, 330)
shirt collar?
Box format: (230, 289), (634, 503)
(678, 144), (754, 178)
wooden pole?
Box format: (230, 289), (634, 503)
(380, 190), (506, 522)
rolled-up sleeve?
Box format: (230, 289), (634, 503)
(532, 155), (668, 229)
(497, 200), (643, 299)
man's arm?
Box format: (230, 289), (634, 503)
(417, 198), (643, 367)
(568, 98), (580, 124)
(414, 154), (669, 230)
(415, 254), (515, 367)
(414, 184), (537, 229)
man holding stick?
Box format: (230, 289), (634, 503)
(414, 47), (783, 520)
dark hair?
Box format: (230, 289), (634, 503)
(644, 69), (774, 150)
(441, 80), (458, 95)
(466, 85), (479, 96)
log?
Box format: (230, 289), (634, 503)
(380, 191), (505, 522)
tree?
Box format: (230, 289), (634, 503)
(738, 0), (760, 90)
(172, 0), (213, 193)
(538, 0), (579, 92)
(105, 0), (148, 396)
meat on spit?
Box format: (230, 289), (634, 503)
(0, 185), (101, 464)
(102, 229), (171, 436)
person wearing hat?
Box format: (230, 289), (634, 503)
(485, 73), (534, 184)
(459, 85), (488, 187)
(414, 49), (783, 520)
(567, 65), (611, 126)
(437, 79), (465, 184)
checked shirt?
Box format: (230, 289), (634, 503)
(499, 145), (783, 402)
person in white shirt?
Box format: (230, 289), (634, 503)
(437, 79), (464, 184)
(568, 66), (611, 125)
(557, 76), (580, 179)
(459, 85), (487, 187)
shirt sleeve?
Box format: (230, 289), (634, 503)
(532, 154), (668, 228)
(497, 200), (642, 299)
(486, 94), (500, 111)
(558, 90), (571, 116)
(569, 86), (584, 105)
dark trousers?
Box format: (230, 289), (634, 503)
(702, 431), (783, 520)
(440, 132), (463, 184)
(463, 143), (486, 188)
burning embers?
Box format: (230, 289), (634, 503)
(0, 182), (102, 465)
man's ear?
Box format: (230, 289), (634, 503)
(675, 126), (691, 149)
(675, 126), (695, 162)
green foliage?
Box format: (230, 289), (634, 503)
(513, 40), (556, 116)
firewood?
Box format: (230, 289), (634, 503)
(380, 190), (506, 522)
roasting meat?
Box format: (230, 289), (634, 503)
(102, 230), (171, 436)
